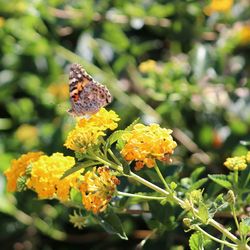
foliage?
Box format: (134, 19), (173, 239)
(0, 0), (250, 249)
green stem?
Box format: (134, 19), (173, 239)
(87, 150), (123, 172)
(129, 172), (184, 206)
(207, 219), (239, 244)
(195, 225), (237, 249)
(117, 191), (166, 200)
(234, 171), (238, 186)
(129, 172), (243, 246)
(231, 206), (242, 240)
(243, 168), (250, 188)
(154, 163), (171, 191)
(108, 149), (122, 166)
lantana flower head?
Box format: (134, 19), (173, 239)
(121, 123), (177, 171)
(204, 0), (233, 16)
(27, 153), (80, 201)
(246, 151), (250, 164)
(139, 59), (157, 73)
(238, 25), (250, 45)
(79, 166), (120, 214)
(224, 156), (247, 171)
(64, 108), (120, 153)
(4, 152), (44, 192)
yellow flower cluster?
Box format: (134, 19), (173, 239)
(64, 108), (120, 153)
(0, 17), (5, 28)
(239, 25), (250, 45)
(204, 0), (233, 16)
(121, 123), (177, 171)
(4, 152), (44, 192)
(27, 153), (79, 201)
(79, 166), (120, 214)
(139, 59), (157, 73)
(224, 155), (247, 171)
(15, 124), (39, 148)
(247, 151), (250, 164)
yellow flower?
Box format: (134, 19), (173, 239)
(27, 153), (80, 201)
(121, 123), (177, 171)
(15, 124), (39, 147)
(204, 0), (233, 16)
(139, 60), (157, 73)
(79, 166), (120, 214)
(224, 156), (247, 171)
(0, 17), (5, 28)
(4, 152), (44, 192)
(239, 25), (250, 45)
(246, 151), (250, 164)
(69, 211), (87, 229)
(64, 108), (120, 153)
(78, 108), (120, 131)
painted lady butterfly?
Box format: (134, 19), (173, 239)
(68, 63), (112, 116)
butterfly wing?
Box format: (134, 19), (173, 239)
(68, 64), (112, 116)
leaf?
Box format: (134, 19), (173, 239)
(124, 118), (140, 131)
(61, 161), (98, 179)
(189, 232), (211, 250)
(197, 202), (209, 224)
(189, 178), (208, 191)
(209, 194), (229, 217)
(238, 168), (250, 189)
(189, 232), (204, 250)
(208, 174), (232, 189)
(120, 157), (130, 175)
(96, 210), (127, 240)
(191, 167), (205, 181)
(70, 188), (82, 205)
(106, 130), (124, 147)
(239, 217), (250, 237)
(116, 118), (140, 151)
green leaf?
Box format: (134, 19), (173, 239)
(106, 130), (124, 147)
(61, 161), (98, 179)
(197, 202), (210, 224)
(239, 217), (250, 237)
(189, 178), (208, 191)
(70, 188), (82, 205)
(191, 167), (205, 181)
(105, 130), (124, 153)
(124, 118), (140, 131)
(189, 232), (204, 250)
(189, 232), (211, 250)
(209, 194), (228, 217)
(116, 118), (140, 151)
(208, 174), (232, 189)
(96, 210), (127, 240)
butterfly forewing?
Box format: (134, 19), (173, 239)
(68, 63), (112, 116)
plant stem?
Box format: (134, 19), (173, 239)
(129, 172), (246, 247)
(117, 191), (166, 200)
(129, 172), (184, 207)
(194, 225), (237, 249)
(108, 149), (122, 166)
(154, 163), (171, 191)
(231, 206), (242, 240)
(243, 169), (250, 188)
(234, 171), (238, 186)
(208, 219), (239, 244)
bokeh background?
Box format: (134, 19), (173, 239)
(0, 0), (250, 249)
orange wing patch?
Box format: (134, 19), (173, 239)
(70, 78), (91, 102)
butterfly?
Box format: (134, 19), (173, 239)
(68, 63), (112, 116)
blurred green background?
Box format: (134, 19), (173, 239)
(0, 0), (249, 249)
